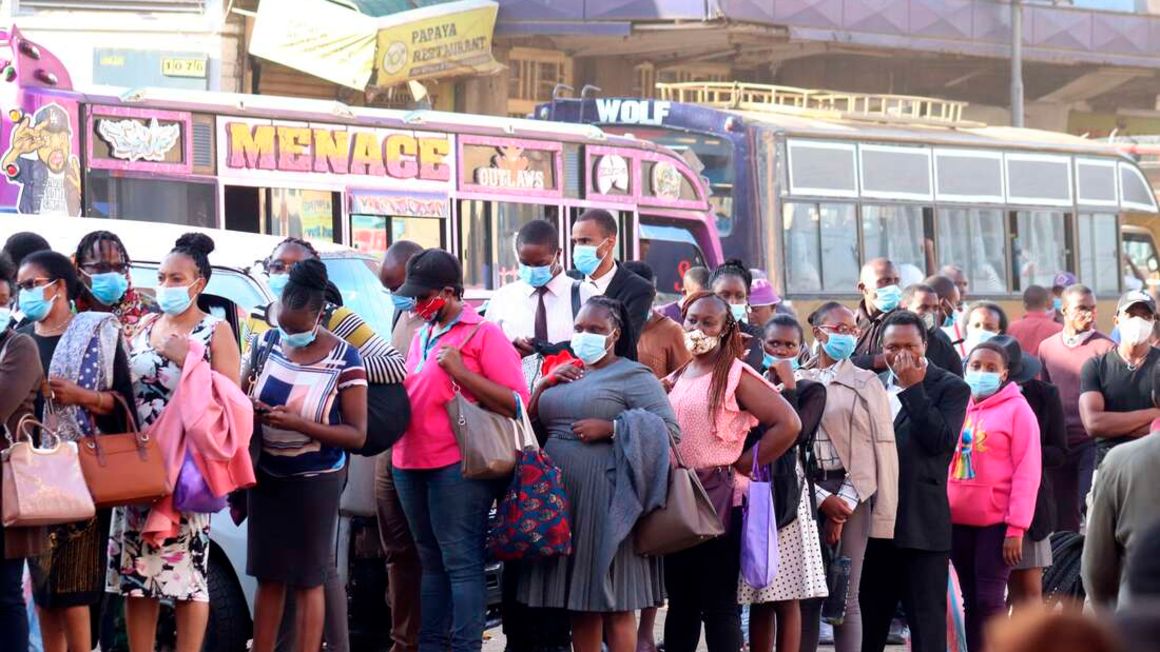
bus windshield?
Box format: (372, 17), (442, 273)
(606, 127), (735, 237)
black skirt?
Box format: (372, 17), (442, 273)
(247, 467), (346, 588)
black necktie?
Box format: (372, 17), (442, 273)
(534, 286), (549, 342)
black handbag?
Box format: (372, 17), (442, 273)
(358, 383), (410, 457)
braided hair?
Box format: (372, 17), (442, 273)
(283, 258), (328, 314)
(680, 290), (745, 418)
(170, 233), (215, 281)
(276, 237), (320, 259)
(584, 295), (637, 362)
(710, 258), (753, 294)
(75, 230), (130, 267)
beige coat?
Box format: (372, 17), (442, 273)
(801, 359), (899, 539)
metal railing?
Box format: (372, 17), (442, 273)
(656, 81), (973, 127)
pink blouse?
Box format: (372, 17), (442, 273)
(668, 359), (762, 469)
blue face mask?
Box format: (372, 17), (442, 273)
(730, 303), (749, 324)
(267, 273), (290, 299)
(391, 293), (416, 313)
(942, 312), (956, 329)
(156, 283), (196, 316)
(571, 331), (611, 365)
(279, 324), (318, 349)
(572, 244), (606, 278)
(19, 284), (57, 322)
(964, 370), (1003, 398)
(821, 332), (857, 361)
(873, 284), (902, 313)
(518, 263), (555, 288)
(1052, 297), (1063, 312)
(763, 352), (800, 372)
(87, 271), (128, 306)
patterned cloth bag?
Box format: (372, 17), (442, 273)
(488, 446), (573, 561)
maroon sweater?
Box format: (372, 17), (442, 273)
(1039, 331), (1116, 446)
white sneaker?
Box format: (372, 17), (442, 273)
(819, 622), (834, 645)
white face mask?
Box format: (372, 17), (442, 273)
(1119, 316), (1155, 346)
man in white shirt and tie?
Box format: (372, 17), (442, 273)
(487, 218), (594, 354)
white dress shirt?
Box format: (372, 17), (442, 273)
(485, 271), (595, 344)
(587, 262), (618, 296)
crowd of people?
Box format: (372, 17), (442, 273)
(0, 208), (1158, 652)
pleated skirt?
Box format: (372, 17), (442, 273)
(516, 437), (663, 613)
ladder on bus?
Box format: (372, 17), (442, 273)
(655, 81), (980, 128)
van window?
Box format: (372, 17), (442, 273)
(1122, 229), (1158, 292)
(862, 205), (930, 282)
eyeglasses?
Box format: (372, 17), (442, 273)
(79, 261), (128, 275)
(16, 277), (56, 292)
(1069, 307), (1096, 316)
(818, 324), (859, 336)
(265, 259), (291, 274)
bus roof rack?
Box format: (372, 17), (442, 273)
(656, 81), (982, 128)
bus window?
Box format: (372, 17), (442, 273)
(351, 214), (444, 258)
(936, 208), (1008, 295)
(267, 188), (340, 244)
(86, 171), (216, 228)
(460, 201), (556, 290)
(783, 201), (858, 294)
(1014, 210), (1070, 291)
(1077, 213), (1120, 296)
(861, 205), (931, 285)
(639, 220), (707, 302)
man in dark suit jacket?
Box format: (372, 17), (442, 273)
(570, 209), (654, 348)
(860, 310), (970, 652)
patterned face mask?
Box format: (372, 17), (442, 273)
(683, 328), (720, 356)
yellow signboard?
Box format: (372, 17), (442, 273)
(248, 0), (377, 90)
(374, 0), (502, 88)
(161, 57), (207, 79)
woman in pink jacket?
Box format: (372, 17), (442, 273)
(949, 341), (1041, 652)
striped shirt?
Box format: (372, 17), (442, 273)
(322, 303), (406, 384)
(255, 339), (367, 477)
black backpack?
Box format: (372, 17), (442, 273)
(248, 328), (410, 457)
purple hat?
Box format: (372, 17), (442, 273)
(749, 279), (781, 306)
(1053, 272), (1078, 289)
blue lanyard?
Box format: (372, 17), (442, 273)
(416, 316), (463, 372)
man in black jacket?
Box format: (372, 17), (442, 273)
(901, 283), (963, 377)
(852, 257), (902, 372)
(569, 208), (653, 347)
(860, 310), (970, 652)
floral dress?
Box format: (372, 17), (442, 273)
(106, 313), (220, 602)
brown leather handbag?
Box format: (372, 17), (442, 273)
(634, 434), (726, 556)
(77, 395), (172, 508)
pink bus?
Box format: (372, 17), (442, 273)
(0, 27), (721, 299)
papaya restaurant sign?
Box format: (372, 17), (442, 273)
(218, 117), (454, 191)
(374, 0), (502, 88)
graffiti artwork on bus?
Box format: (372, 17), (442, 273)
(1, 103), (81, 215)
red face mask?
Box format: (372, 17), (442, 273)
(414, 293), (447, 322)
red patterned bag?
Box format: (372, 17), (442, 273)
(488, 447), (573, 561)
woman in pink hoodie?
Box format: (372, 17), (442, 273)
(949, 341), (1041, 652)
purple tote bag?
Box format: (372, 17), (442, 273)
(174, 451), (227, 513)
(741, 442), (780, 589)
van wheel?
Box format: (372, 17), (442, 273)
(155, 550), (252, 652)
